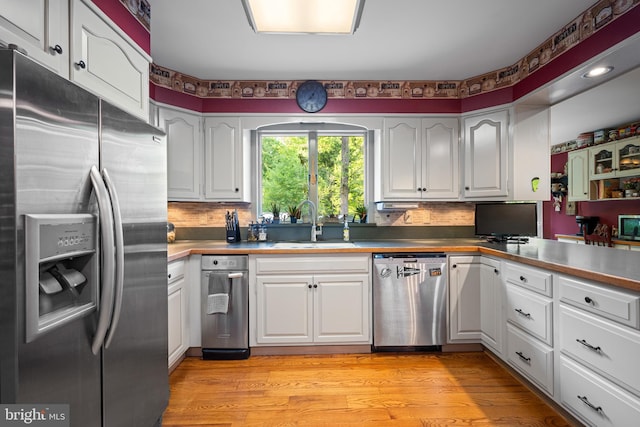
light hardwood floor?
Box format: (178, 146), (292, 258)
(162, 352), (574, 427)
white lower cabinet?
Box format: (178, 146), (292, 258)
(167, 259), (189, 368)
(557, 274), (640, 426)
(480, 257), (502, 354)
(250, 254), (371, 346)
(560, 356), (640, 427)
(507, 324), (554, 395)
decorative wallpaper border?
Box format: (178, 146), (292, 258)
(119, 0), (150, 31)
(149, 0), (639, 100)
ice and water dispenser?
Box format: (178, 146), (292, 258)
(25, 214), (98, 342)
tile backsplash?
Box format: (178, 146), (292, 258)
(168, 202), (475, 228)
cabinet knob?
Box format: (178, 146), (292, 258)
(519, 275), (527, 282)
(50, 44), (63, 55)
(452, 264), (457, 269)
(308, 284), (312, 289)
(494, 268), (499, 274)
(464, 186), (470, 190)
(168, 273), (172, 279)
(313, 284), (318, 288)
(75, 60), (86, 69)
(422, 188), (426, 192)
(235, 188), (239, 192)
(584, 296), (593, 304)
(417, 188), (422, 192)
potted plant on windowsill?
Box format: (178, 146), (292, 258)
(355, 205), (368, 223)
(271, 203), (281, 224)
(287, 205), (301, 223)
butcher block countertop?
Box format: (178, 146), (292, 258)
(168, 238), (640, 293)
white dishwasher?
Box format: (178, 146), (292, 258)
(373, 253), (447, 351)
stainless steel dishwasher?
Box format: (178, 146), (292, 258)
(201, 255), (250, 360)
(373, 253), (447, 351)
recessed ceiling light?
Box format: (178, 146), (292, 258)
(582, 66), (614, 78)
(241, 0), (365, 35)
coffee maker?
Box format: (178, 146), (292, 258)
(576, 216), (599, 236)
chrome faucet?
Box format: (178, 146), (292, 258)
(297, 199), (322, 242)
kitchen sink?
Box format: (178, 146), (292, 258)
(271, 242), (357, 249)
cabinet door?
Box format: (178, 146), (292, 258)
(70, 0), (150, 120)
(463, 110), (508, 198)
(256, 275), (313, 344)
(449, 257), (482, 342)
(168, 278), (187, 368)
(160, 108), (202, 200)
(589, 142), (616, 179)
(0, 0), (69, 76)
(568, 150), (589, 201)
(314, 274), (370, 343)
(616, 138), (640, 178)
(480, 260), (502, 354)
(203, 117), (247, 201)
(381, 118), (422, 199)
(422, 118), (459, 199)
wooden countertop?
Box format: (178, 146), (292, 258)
(168, 238), (640, 293)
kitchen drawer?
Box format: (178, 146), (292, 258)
(560, 356), (640, 427)
(559, 275), (640, 329)
(168, 260), (185, 284)
(505, 283), (553, 345)
(560, 304), (640, 396)
(506, 324), (553, 395)
(504, 261), (552, 297)
(254, 255), (370, 275)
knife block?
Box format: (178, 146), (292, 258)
(226, 228), (241, 244)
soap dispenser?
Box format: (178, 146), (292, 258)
(343, 217), (350, 241)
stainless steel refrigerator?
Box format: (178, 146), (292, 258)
(0, 48), (169, 426)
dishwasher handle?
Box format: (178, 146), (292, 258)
(228, 272), (244, 279)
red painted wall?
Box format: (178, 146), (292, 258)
(543, 152), (640, 239)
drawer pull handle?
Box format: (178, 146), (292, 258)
(584, 296), (593, 304)
(577, 395), (603, 413)
(515, 308), (531, 318)
(519, 275), (527, 282)
(576, 339), (601, 353)
(515, 351), (531, 363)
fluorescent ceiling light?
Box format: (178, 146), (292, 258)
(242, 0), (365, 34)
(582, 66), (614, 78)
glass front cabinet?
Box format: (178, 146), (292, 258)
(589, 137), (640, 179)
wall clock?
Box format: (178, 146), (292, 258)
(296, 80), (327, 113)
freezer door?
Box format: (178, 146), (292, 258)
(5, 51), (102, 426)
(99, 101), (169, 426)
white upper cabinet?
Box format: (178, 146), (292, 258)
(378, 117), (459, 201)
(203, 117), (250, 202)
(70, 0), (150, 120)
(511, 105), (550, 201)
(567, 149), (589, 201)
(462, 109), (509, 198)
(160, 107), (202, 201)
(0, 0), (69, 76)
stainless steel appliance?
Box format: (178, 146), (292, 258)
(0, 49), (168, 426)
(373, 253), (447, 351)
(618, 214), (640, 241)
(201, 255), (250, 359)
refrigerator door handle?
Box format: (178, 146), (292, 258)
(102, 168), (125, 348)
(89, 165), (116, 355)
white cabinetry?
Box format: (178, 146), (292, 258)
(167, 259), (189, 369)
(203, 117), (249, 202)
(0, 0), (69, 75)
(480, 257), (503, 354)
(70, 0), (150, 120)
(250, 254), (371, 346)
(379, 117), (459, 200)
(503, 261), (554, 395)
(557, 275), (640, 425)
(159, 107), (202, 200)
(462, 109), (508, 198)
(589, 136), (640, 180)
(567, 149), (590, 201)
(448, 256), (482, 342)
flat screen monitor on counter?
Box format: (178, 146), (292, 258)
(475, 202), (537, 241)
